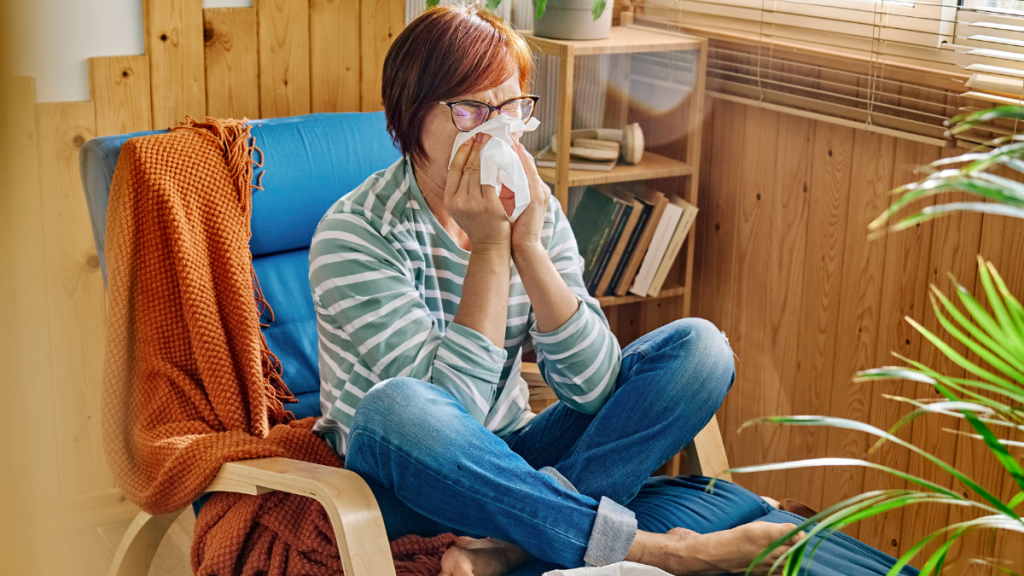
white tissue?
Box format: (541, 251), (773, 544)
(447, 114), (540, 223)
(543, 561), (672, 576)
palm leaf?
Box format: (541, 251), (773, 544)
(741, 416), (1020, 519)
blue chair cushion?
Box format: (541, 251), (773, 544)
(253, 249), (319, 396)
(79, 113), (402, 280)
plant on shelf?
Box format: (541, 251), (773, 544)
(425, 0), (607, 22)
(424, 0), (610, 41)
(722, 105), (1024, 576)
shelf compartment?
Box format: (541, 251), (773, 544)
(537, 151), (693, 188)
(522, 25), (703, 56)
(597, 285), (687, 308)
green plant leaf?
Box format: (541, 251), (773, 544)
(724, 458), (963, 498)
(740, 416), (1019, 519)
(885, 203), (1024, 233)
(943, 427), (1024, 448)
(1010, 491), (1024, 509)
(930, 285), (1024, 377)
(949, 105), (1024, 133)
(425, 0), (440, 8)
(928, 291), (1024, 383)
(905, 316), (1020, 394)
(486, 0), (502, 11)
(535, 0), (548, 20)
(591, 0), (606, 20)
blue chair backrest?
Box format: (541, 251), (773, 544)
(79, 113), (402, 418)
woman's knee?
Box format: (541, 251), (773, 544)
(350, 377), (445, 441)
(648, 318), (735, 398)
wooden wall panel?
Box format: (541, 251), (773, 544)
(144, 0), (206, 128)
(819, 130), (896, 541)
(256, 0), (311, 118)
(88, 56), (153, 136)
(34, 102), (108, 497)
(757, 112), (812, 501)
(699, 100), (744, 457)
(784, 121), (854, 509)
(360, 0), (405, 112)
(857, 140), (940, 554)
(899, 185), (983, 562)
(310, 0), (362, 113)
(203, 8), (260, 120)
(698, 100), (1018, 565)
(728, 106), (778, 499)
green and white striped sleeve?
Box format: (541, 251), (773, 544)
(529, 201), (622, 415)
(309, 210), (507, 426)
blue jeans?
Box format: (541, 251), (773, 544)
(345, 318), (736, 567)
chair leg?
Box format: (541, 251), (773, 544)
(108, 507), (187, 576)
(683, 415), (733, 482)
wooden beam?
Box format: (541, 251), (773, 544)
(203, 7), (260, 120)
(143, 0), (206, 128)
(34, 102), (110, 497)
(310, 0), (362, 113)
(256, 0), (311, 118)
(359, 0), (405, 112)
(88, 56), (153, 136)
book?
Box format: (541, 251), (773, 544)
(595, 194), (644, 297)
(604, 196), (653, 296)
(647, 196), (699, 296)
(568, 186), (628, 287)
(588, 200), (633, 295)
(535, 146), (616, 172)
(614, 191), (669, 296)
(629, 200), (683, 297)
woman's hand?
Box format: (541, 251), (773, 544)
(509, 138), (552, 253)
(446, 133), (511, 252)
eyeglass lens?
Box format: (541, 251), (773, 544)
(451, 98), (535, 131)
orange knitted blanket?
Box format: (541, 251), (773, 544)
(101, 117), (455, 575)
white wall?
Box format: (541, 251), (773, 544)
(10, 0), (252, 103)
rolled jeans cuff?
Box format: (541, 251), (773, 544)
(583, 496), (638, 567)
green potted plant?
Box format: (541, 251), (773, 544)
(721, 106), (1024, 575)
(426, 0), (611, 41)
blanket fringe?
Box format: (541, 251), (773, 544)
(174, 116), (296, 425)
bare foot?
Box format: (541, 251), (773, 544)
(632, 522), (805, 575)
(439, 536), (533, 576)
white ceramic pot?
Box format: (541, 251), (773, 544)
(533, 0), (612, 40)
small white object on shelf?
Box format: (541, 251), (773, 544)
(535, 145), (617, 172)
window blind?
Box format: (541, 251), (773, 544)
(630, 0), (1024, 145)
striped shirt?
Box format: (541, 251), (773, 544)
(309, 157), (621, 456)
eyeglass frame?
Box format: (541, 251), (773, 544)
(438, 95), (540, 132)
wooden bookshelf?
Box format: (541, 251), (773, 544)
(597, 285), (687, 308)
(524, 16), (711, 477)
(536, 151), (693, 188)
(521, 20), (708, 208)
(522, 24), (703, 56)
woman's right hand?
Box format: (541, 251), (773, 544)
(446, 133), (511, 252)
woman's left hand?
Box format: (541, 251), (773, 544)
(509, 138), (551, 252)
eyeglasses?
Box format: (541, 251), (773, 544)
(439, 95), (539, 132)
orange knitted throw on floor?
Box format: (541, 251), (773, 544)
(101, 117), (456, 575)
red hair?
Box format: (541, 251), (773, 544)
(381, 5), (533, 165)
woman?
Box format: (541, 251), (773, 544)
(309, 6), (913, 576)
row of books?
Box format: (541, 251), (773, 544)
(568, 186), (699, 298)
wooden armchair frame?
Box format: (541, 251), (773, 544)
(109, 365), (731, 576)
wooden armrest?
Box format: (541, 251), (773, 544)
(213, 457), (398, 576)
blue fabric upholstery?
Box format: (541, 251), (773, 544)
(78, 113), (401, 520)
(78, 113), (401, 279)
